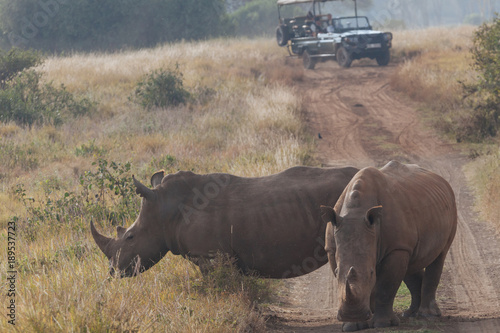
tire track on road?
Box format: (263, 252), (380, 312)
(270, 61), (500, 332)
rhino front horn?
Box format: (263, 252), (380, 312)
(90, 220), (114, 259)
(345, 266), (358, 302)
(345, 278), (357, 303)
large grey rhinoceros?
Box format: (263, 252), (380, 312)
(321, 161), (457, 331)
(91, 166), (358, 278)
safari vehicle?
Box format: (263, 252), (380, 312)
(276, 0), (393, 69)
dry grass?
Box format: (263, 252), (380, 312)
(390, 26), (477, 136)
(465, 149), (500, 233)
(0, 38), (310, 332)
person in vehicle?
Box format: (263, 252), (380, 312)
(310, 16), (323, 36)
(326, 14), (335, 33)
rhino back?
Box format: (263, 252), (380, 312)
(168, 166), (358, 278)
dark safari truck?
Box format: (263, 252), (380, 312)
(276, 0), (393, 69)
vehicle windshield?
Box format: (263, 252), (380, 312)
(332, 17), (371, 32)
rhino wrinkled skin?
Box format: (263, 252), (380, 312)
(91, 166), (359, 278)
(322, 161), (457, 331)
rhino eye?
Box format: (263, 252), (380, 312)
(126, 234), (134, 240)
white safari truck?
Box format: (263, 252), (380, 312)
(276, 0), (393, 69)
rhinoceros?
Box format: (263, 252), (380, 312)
(321, 161), (457, 331)
(91, 166), (359, 278)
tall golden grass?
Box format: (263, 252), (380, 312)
(465, 150), (500, 233)
(390, 26), (487, 142)
(390, 26), (476, 117)
(0, 38), (309, 332)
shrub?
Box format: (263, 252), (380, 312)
(0, 48), (41, 88)
(13, 158), (139, 241)
(133, 66), (190, 109)
(0, 70), (94, 127)
(460, 15), (500, 141)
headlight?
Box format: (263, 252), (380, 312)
(383, 32), (393, 41)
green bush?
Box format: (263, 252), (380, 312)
(133, 66), (190, 109)
(14, 158), (140, 241)
(0, 70), (94, 127)
(0, 48), (41, 88)
(459, 15), (500, 141)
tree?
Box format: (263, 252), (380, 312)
(460, 14), (500, 141)
(231, 0), (276, 37)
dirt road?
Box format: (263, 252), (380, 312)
(267, 61), (500, 332)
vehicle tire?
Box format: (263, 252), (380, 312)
(276, 25), (289, 47)
(302, 50), (316, 70)
(336, 46), (352, 68)
(376, 49), (391, 66)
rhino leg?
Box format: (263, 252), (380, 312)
(419, 252), (447, 317)
(371, 250), (409, 328)
(403, 270), (424, 317)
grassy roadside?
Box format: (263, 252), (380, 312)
(0, 38), (314, 332)
(390, 25), (500, 234)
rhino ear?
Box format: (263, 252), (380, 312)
(320, 205), (337, 225)
(151, 170), (165, 188)
(366, 206), (383, 226)
(117, 226), (127, 238)
(133, 175), (157, 201)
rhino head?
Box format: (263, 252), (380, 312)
(91, 171), (169, 277)
(322, 195), (383, 322)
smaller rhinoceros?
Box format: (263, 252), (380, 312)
(91, 166), (359, 278)
(321, 161), (457, 331)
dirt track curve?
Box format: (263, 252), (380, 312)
(267, 61), (500, 333)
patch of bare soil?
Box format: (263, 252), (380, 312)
(267, 60), (500, 333)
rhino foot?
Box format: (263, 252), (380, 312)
(342, 321), (369, 332)
(418, 300), (442, 318)
(371, 313), (400, 329)
(403, 306), (418, 317)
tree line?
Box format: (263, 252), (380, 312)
(0, 0), (232, 52)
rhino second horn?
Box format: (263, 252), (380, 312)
(133, 175), (157, 201)
(347, 266), (357, 281)
(90, 220), (114, 259)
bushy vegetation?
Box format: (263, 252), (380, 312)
(0, 39), (308, 332)
(0, 48), (41, 88)
(0, 0), (233, 51)
(0, 48), (94, 126)
(133, 66), (190, 109)
(0, 70), (94, 127)
(460, 15), (500, 141)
